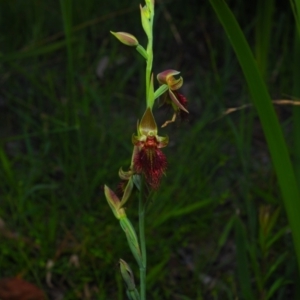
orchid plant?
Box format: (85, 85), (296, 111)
(105, 1), (188, 299)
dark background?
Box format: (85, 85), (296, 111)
(0, 0), (298, 299)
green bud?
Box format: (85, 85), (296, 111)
(140, 5), (151, 37)
(145, 0), (155, 13)
(126, 289), (141, 300)
(119, 259), (136, 291)
(119, 260), (141, 300)
(110, 31), (139, 46)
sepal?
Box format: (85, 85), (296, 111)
(138, 107), (158, 137)
(119, 177), (134, 208)
(169, 90), (189, 113)
(119, 167), (132, 181)
(157, 69), (183, 90)
(104, 185), (126, 219)
(157, 69), (180, 82)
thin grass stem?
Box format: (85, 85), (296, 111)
(292, 2), (300, 187)
(59, 0), (88, 195)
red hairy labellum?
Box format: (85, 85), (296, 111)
(134, 136), (167, 189)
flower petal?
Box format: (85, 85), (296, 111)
(119, 177), (134, 208)
(156, 135), (169, 148)
(134, 137), (167, 189)
(157, 69), (180, 84)
(104, 185), (126, 219)
(168, 90), (189, 113)
(132, 133), (146, 146)
(161, 113), (177, 128)
(168, 76), (183, 90)
(119, 167), (132, 180)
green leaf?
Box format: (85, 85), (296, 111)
(146, 255), (169, 289)
(254, 0), (274, 78)
(153, 84), (168, 101)
(265, 227), (287, 250)
(0, 40), (73, 62)
(266, 278), (291, 300)
(136, 44), (148, 59)
(152, 199), (212, 228)
(248, 242), (263, 292)
(265, 252), (288, 282)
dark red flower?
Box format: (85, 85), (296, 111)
(132, 108), (168, 189)
(134, 136), (167, 189)
(174, 90), (188, 107)
(157, 70), (189, 127)
(173, 91), (189, 121)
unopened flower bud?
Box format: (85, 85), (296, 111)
(110, 31), (139, 46)
(119, 259), (136, 291)
(140, 5), (151, 37)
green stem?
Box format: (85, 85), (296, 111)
(146, 37), (153, 108)
(146, 5), (154, 109)
(139, 179), (147, 300)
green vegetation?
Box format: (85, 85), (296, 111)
(0, 0), (299, 299)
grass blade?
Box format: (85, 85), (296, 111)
(234, 216), (255, 300)
(0, 40), (73, 62)
(291, 2), (300, 187)
(152, 199), (212, 228)
(209, 0), (300, 272)
(254, 0), (274, 78)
